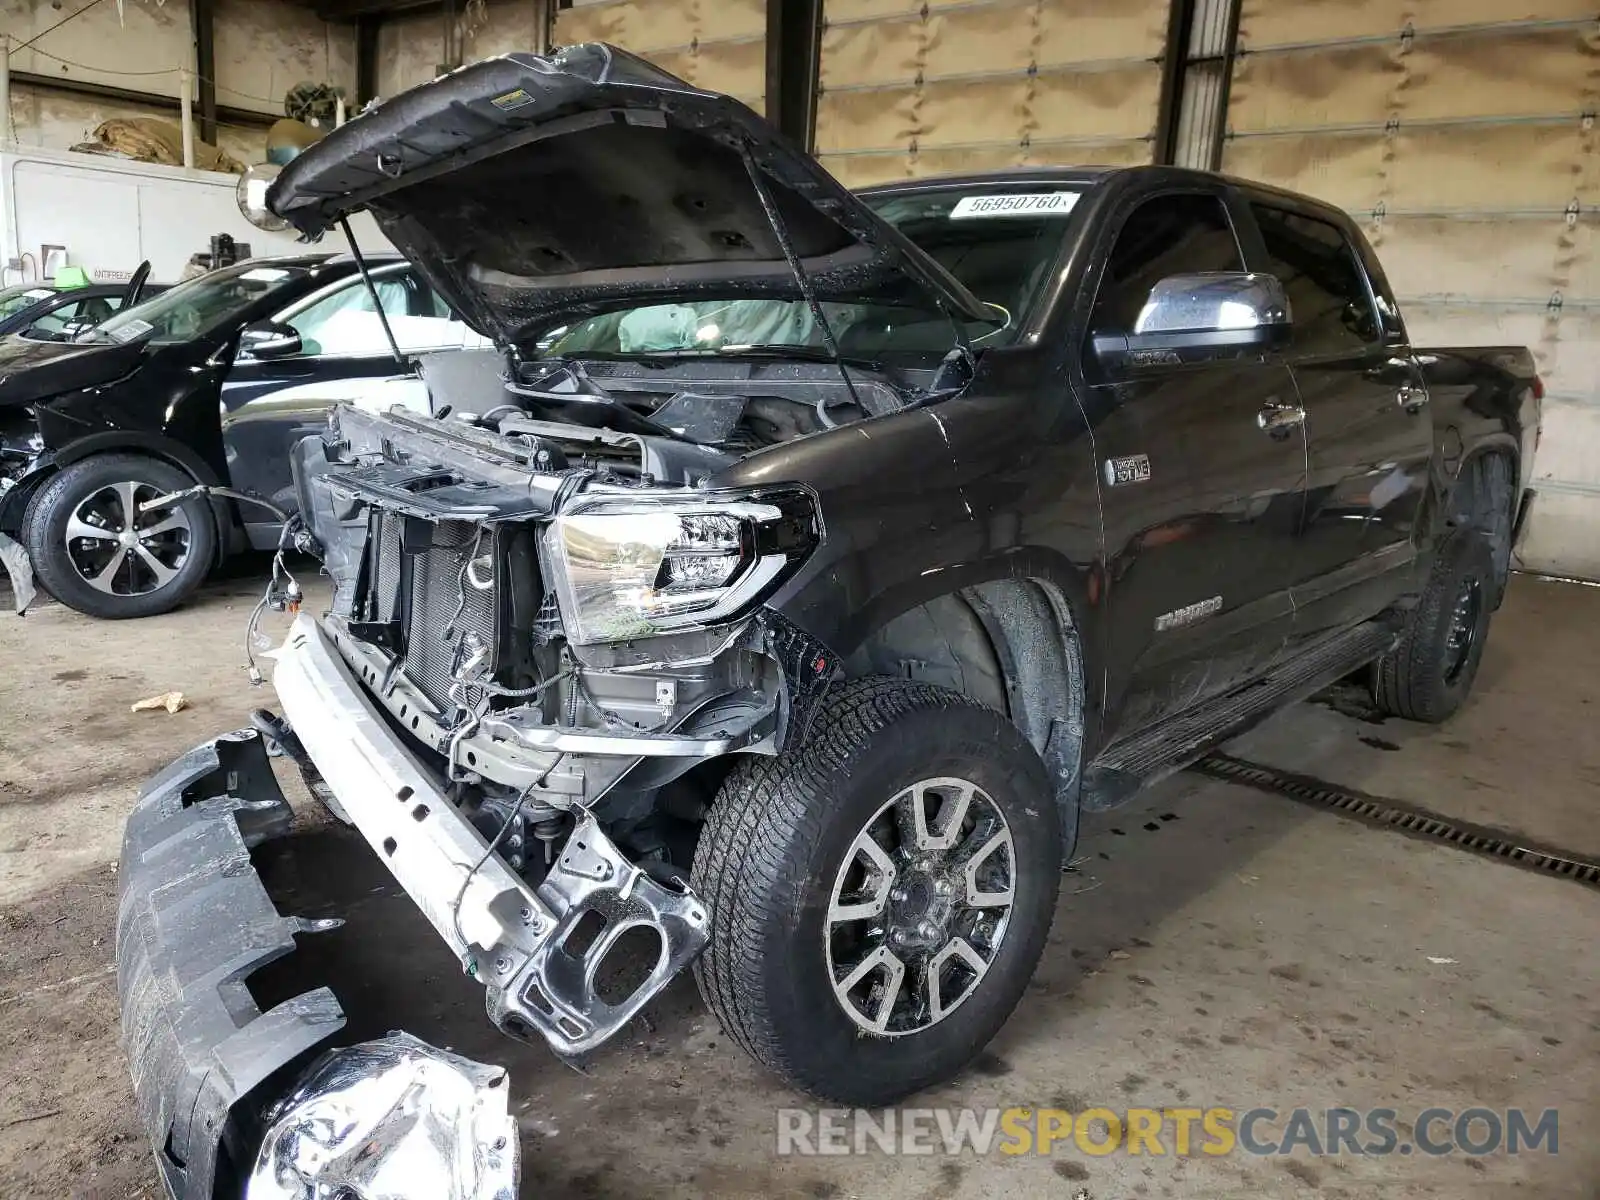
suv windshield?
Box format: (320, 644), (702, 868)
(543, 184), (1084, 358)
(92, 261), (315, 345)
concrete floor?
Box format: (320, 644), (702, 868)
(0, 566), (1596, 1199)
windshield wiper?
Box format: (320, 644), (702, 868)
(613, 345), (883, 369)
(508, 360), (684, 442)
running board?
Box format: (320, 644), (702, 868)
(1082, 621), (1398, 811)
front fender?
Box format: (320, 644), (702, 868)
(53, 429), (224, 485)
(0, 457), (55, 535)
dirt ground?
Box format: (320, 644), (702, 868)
(0, 564), (1596, 1199)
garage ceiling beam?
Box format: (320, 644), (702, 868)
(766, 0), (823, 150)
(1160, 0), (1243, 170)
(191, 0), (219, 146)
(356, 14), (381, 106)
(1154, 0), (1196, 165)
(10, 70), (280, 129)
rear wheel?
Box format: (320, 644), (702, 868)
(23, 453), (215, 619)
(1371, 528), (1495, 722)
(691, 676), (1061, 1105)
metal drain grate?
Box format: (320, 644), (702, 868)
(1193, 754), (1600, 890)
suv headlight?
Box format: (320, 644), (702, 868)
(544, 492), (819, 645)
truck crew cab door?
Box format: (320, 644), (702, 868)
(1082, 186), (1307, 736)
(1240, 200), (1433, 641)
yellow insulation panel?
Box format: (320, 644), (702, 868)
(553, 0), (767, 108)
(817, 0), (1169, 180)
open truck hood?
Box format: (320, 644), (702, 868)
(267, 43), (991, 352)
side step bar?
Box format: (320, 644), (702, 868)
(1082, 621), (1399, 811)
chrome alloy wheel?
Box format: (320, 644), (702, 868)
(824, 776), (1016, 1036)
(63, 481), (191, 596)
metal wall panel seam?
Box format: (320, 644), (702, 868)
(1019, 0), (1046, 162)
(1228, 112), (1597, 139)
(626, 33), (769, 55)
(817, 134), (1155, 157)
(823, 0), (1075, 31)
(819, 55), (1160, 94)
(1237, 15), (1600, 56)
(1530, 479), (1600, 498)
(1400, 296), (1599, 310)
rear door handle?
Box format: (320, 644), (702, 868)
(1257, 399), (1306, 440)
(1397, 384), (1429, 413)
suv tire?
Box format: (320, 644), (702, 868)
(691, 676), (1061, 1106)
(1371, 528), (1495, 722)
(23, 453), (215, 619)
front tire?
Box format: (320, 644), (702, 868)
(23, 453), (215, 619)
(692, 676), (1062, 1105)
(1371, 528), (1495, 722)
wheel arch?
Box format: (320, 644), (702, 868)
(1442, 443), (1518, 603)
(845, 575), (1090, 861)
(21, 434), (233, 566)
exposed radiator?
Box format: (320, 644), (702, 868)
(371, 517), (499, 713)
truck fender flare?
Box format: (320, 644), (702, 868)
(1425, 437), (1519, 534)
(806, 553), (1096, 863)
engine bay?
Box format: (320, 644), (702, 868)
(425, 350), (954, 468)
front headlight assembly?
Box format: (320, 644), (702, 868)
(544, 491), (818, 645)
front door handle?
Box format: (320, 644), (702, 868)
(1257, 399), (1306, 440)
(1397, 384), (1429, 413)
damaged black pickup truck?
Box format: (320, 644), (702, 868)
(115, 43), (1541, 1198)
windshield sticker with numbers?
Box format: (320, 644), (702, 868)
(949, 192), (1081, 219)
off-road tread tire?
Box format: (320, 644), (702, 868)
(1372, 528), (1494, 723)
(691, 675), (1061, 1106)
(22, 452), (214, 619)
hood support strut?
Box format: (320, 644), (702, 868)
(341, 217), (405, 367)
(739, 145), (860, 430)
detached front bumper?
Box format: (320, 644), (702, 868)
(270, 613), (710, 1055)
(116, 730), (346, 1200)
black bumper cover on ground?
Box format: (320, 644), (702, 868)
(116, 729), (346, 1199)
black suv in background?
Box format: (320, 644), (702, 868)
(0, 254), (484, 617)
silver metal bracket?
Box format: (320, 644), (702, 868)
(486, 811), (709, 1055)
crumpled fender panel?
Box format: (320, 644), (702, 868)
(116, 729), (345, 1200)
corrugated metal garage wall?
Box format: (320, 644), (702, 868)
(1219, 1), (1600, 578)
(552, 0), (768, 112)
(813, 0), (1172, 188)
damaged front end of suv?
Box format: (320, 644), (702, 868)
(116, 41), (1044, 1199)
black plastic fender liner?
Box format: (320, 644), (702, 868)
(117, 729), (346, 1199)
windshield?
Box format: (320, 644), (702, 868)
(0, 285), (57, 320)
(92, 261), (314, 345)
(544, 184), (1084, 358)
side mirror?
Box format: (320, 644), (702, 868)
(241, 320), (303, 360)
(1093, 272), (1291, 369)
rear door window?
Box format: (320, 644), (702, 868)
(1249, 204), (1379, 356)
